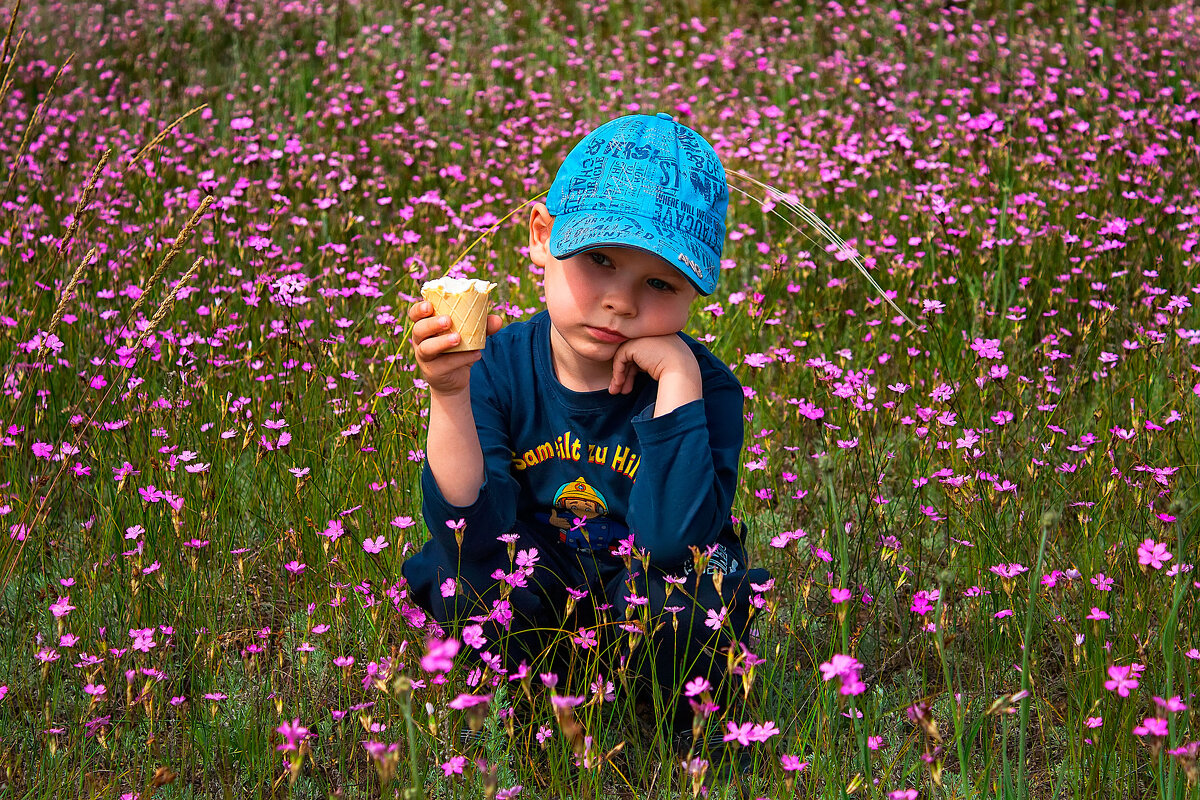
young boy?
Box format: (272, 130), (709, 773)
(402, 113), (770, 738)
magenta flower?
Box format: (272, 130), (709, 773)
(38, 332), (64, 354)
(1133, 717), (1169, 738)
(276, 719), (309, 752)
(1085, 607), (1110, 621)
(780, 753), (808, 772)
(462, 625), (487, 650)
(363, 740), (399, 761)
(723, 721), (754, 746)
(572, 627), (598, 650)
(819, 653), (866, 696)
(840, 673), (866, 695)
(704, 606), (728, 631)
(362, 536), (388, 554)
(1153, 695), (1188, 713)
(49, 596), (76, 618)
(742, 352), (770, 368)
(749, 721), (780, 742)
(819, 653), (862, 681)
(1104, 664), (1140, 697)
(138, 485), (164, 503)
(441, 755), (467, 777)
(549, 694), (585, 710)
(1137, 538), (1172, 570)
(910, 594), (934, 616)
(448, 692), (492, 710)
(129, 628), (156, 653)
(420, 637), (459, 674)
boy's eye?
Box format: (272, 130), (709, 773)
(588, 252), (613, 268)
(648, 278), (676, 293)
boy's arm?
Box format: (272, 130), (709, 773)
(410, 301), (516, 553)
(626, 359), (744, 569)
(410, 299), (497, 506)
(609, 334), (702, 417)
(419, 369), (519, 558)
(426, 389), (485, 507)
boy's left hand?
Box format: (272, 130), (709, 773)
(609, 335), (701, 397)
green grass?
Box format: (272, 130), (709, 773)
(0, 0), (1198, 798)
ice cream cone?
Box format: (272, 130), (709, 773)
(420, 277), (497, 352)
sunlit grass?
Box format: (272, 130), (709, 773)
(0, 0), (1197, 798)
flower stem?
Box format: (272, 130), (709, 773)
(1017, 512), (1055, 798)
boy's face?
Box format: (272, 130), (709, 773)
(529, 205), (698, 387)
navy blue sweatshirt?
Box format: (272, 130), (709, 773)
(420, 310), (744, 570)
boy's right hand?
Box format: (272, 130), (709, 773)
(408, 301), (503, 395)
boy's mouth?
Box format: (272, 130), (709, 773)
(586, 326), (628, 344)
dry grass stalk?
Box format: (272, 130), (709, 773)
(57, 148), (111, 258)
(0, 29), (25, 107)
(122, 104), (208, 174)
(135, 256), (203, 350)
(128, 195), (214, 320)
(0, 0), (21, 65)
(2, 51), (72, 202)
(726, 167), (916, 327)
(0, 0), (22, 104)
(39, 246), (95, 359)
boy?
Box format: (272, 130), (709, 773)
(402, 113), (769, 739)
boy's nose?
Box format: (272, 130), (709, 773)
(602, 291), (636, 316)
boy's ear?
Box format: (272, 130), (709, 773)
(529, 203), (554, 267)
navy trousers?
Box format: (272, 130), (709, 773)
(402, 523), (770, 735)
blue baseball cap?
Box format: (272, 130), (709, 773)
(545, 113), (729, 295)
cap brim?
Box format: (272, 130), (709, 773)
(548, 210), (719, 295)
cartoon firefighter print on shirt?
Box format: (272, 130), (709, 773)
(548, 477), (610, 548)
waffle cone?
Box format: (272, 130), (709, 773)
(421, 284), (493, 352)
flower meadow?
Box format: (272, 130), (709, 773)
(1, 0), (1198, 797)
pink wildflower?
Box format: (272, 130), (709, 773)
(1104, 664), (1139, 697)
(1137, 538), (1172, 570)
(276, 719), (309, 752)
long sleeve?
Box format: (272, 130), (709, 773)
(625, 371), (743, 569)
(420, 355), (519, 560)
